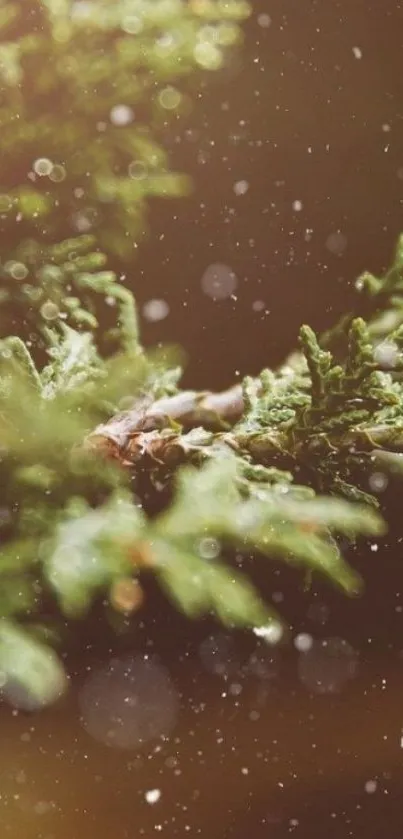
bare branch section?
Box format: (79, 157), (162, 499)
(85, 385), (246, 461)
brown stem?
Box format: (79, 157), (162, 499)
(85, 385), (245, 458)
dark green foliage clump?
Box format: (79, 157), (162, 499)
(0, 1), (402, 708)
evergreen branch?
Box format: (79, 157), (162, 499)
(1, 0), (403, 711)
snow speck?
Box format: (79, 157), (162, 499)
(257, 14), (271, 28)
(142, 299), (170, 322)
(325, 231), (348, 255)
(110, 105), (134, 126)
(294, 633), (313, 653)
(352, 46), (363, 59)
(365, 780), (378, 794)
(292, 200), (303, 212)
(253, 623), (283, 645)
(252, 300), (265, 312)
(368, 472), (388, 493)
(201, 263), (238, 300)
(233, 180), (249, 196)
(145, 789), (161, 805)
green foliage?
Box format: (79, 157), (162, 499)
(0, 0), (250, 258)
(0, 0), (402, 710)
(0, 234), (140, 352)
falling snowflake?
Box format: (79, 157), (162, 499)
(145, 789), (161, 804)
(200, 263), (238, 300)
(110, 105), (134, 126)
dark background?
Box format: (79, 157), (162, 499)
(134, 0), (403, 390)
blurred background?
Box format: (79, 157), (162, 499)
(135, 0), (403, 390)
(2, 2), (403, 838)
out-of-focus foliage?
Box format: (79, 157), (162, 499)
(2, 234), (400, 707)
(0, 0), (250, 257)
(0, 0), (401, 711)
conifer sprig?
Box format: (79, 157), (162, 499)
(0, 0), (401, 710)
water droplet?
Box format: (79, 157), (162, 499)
(196, 537), (220, 560)
(33, 158), (53, 176)
(128, 160), (148, 180)
(49, 164), (66, 183)
(40, 300), (60, 321)
(158, 86), (181, 110)
(5, 261), (28, 280)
